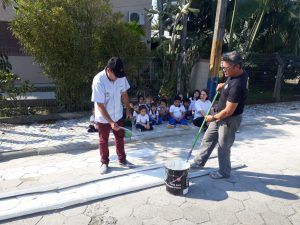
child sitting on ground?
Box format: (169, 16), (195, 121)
(135, 105), (154, 132)
(149, 103), (162, 125)
(158, 98), (169, 121)
(87, 108), (98, 132)
(145, 95), (152, 113)
(132, 104), (139, 125)
(183, 98), (192, 121)
(168, 96), (188, 129)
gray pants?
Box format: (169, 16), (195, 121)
(194, 114), (242, 177)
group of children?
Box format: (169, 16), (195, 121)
(132, 94), (194, 132)
(88, 90), (211, 133)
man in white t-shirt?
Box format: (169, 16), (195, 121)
(167, 96), (188, 129)
(91, 57), (133, 174)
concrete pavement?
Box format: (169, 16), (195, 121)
(0, 101), (300, 224)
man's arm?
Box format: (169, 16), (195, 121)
(97, 103), (119, 131)
(121, 91), (132, 118)
(206, 101), (238, 122)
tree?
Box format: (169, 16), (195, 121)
(11, 0), (112, 110)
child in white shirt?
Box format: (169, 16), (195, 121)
(135, 105), (153, 132)
(149, 103), (162, 125)
(168, 96), (188, 129)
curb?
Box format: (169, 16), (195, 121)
(0, 126), (199, 161)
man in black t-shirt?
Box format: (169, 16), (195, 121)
(192, 51), (248, 179)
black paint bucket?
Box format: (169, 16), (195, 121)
(164, 160), (190, 195)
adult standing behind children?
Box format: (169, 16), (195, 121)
(192, 89), (211, 127)
(191, 51), (248, 179)
(91, 57), (133, 174)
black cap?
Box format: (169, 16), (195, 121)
(106, 57), (126, 78)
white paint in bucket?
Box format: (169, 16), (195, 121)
(165, 159), (190, 171)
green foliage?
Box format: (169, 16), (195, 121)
(0, 70), (34, 109)
(225, 0), (300, 55)
(11, 0), (149, 111)
(98, 17), (149, 91)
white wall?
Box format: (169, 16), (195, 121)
(9, 56), (53, 84)
(190, 59), (210, 91)
(0, 4), (15, 21)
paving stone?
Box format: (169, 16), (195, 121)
(181, 205), (209, 224)
(0, 216), (42, 225)
(107, 204), (133, 218)
(158, 205), (184, 222)
(289, 212), (300, 225)
(227, 190), (251, 201)
(133, 205), (159, 220)
(209, 210), (238, 225)
(84, 202), (108, 217)
(266, 201), (296, 216)
(236, 210), (264, 225)
(36, 213), (66, 225)
(116, 216), (142, 225)
(261, 211), (292, 225)
(243, 199), (270, 213)
(60, 205), (87, 217)
(169, 218), (197, 225)
(214, 198), (244, 213)
(148, 193), (170, 206)
(142, 217), (170, 225)
(62, 214), (91, 225)
(204, 187), (228, 201)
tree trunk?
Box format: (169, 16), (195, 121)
(273, 53), (284, 102)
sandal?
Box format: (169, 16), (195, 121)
(209, 171), (226, 179)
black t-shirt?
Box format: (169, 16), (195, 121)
(217, 71), (248, 116)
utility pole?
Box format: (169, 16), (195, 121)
(207, 0), (228, 100)
(157, 0), (164, 45)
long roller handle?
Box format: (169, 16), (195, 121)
(186, 91), (220, 162)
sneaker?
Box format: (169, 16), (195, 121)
(100, 164), (108, 174)
(119, 160), (135, 168)
(167, 124), (175, 129)
(190, 162), (204, 169)
(181, 125), (188, 129)
(209, 171), (228, 179)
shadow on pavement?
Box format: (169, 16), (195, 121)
(187, 170), (300, 201)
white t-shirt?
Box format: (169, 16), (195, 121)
(149, 110), (159, 120)
(133, 111), (139, 118)
(193, 99), (212, 120)
(136, 114), (149, 125)
(91, 70), (130, 123)
(169, 105), (186, 119)
(189, 97), (197, 111)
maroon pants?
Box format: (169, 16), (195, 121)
(97, 119), (126, 165)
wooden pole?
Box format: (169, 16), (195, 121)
(207, 0), (228, 99)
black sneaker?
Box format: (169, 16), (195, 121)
(119, 160), (135, 168)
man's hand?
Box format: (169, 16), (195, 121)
(216, 83), (225, 91)
(205, 115), (215, 122)
(110, 122), (120, 131)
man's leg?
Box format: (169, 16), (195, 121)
(113, 118), (126, 163)
(217, 115), (242, 177)
(193, 121), (219, 166)
(98, 122), (111, 165)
